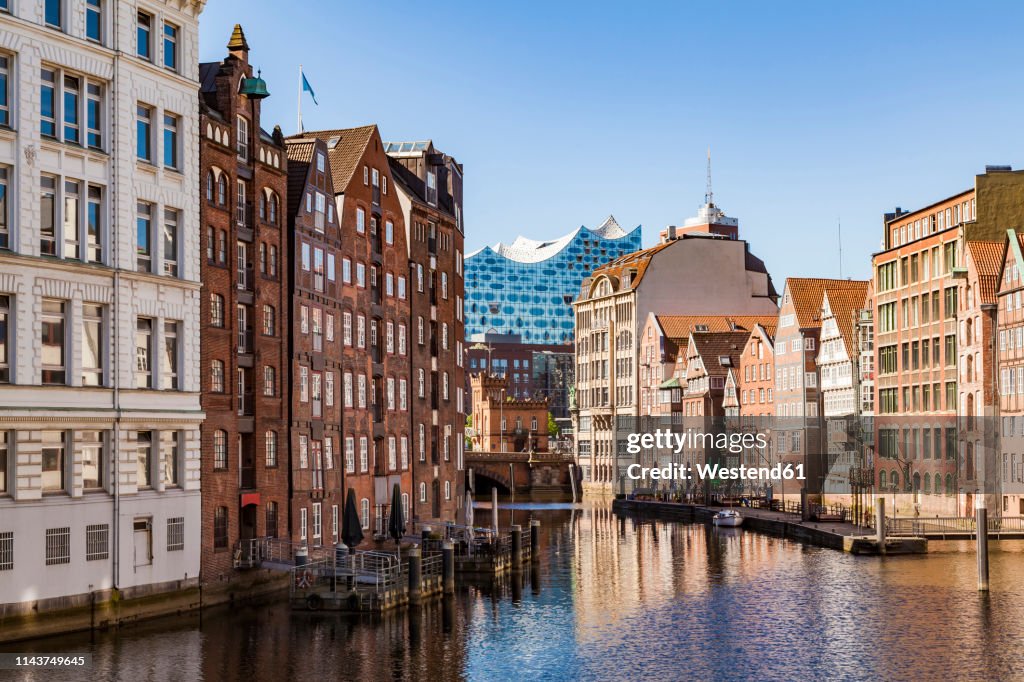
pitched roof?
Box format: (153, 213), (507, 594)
(656, 315), (777, 343)
(688, 331), (751, 376)
(295, 125), (377, 193)
(966, 240), (1006, 305)
(284, 138), (317, 219)
(785, 278), (866, 329)
(591, 241), (675, 290)
(822, 280), (870, 357)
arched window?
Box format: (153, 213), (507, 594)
(879, 470), (887, 489)
(258, 192), (266, 221)
(946, 473), (954, 495)
(891, 471), (899, 491)
(966, 354), (974, 383)
(269, 193), (279, 224)
(419, 481), (427, 503)
(217, 173), (227, 205)
(923, 473), (931, 494)
(913, 472), (921, 493)
(966, 442), (974, 478)
(206, 170), (215, 201)
(360, 498), (370, 530)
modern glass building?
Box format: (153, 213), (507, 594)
(465, 216), (642, 344)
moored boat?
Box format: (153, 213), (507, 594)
(712, 510), (744, 527)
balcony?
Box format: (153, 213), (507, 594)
(237, 390), (254, 417)
(237, 327), (254, 355)
(240, 466), (256, 490)
(371, 186), (382, 216)
(237, 203), (255, 242)
(237, 265), (254, 292)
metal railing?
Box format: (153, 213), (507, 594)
(886, 515), (1024, 536)
(421, 553), (442, 578)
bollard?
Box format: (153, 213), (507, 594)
(510, 524), (523, 570)
(442, 539), (455, 595)
(408, 545), (422, 604)
(530, 519), (540, 562)
(875, 497), (886, 555)
(421, 526), (432, 543)
(977, 498), (989, 592)
(492, 487), (500, 537)
(296, 544), (309, 567)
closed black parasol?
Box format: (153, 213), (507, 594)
(342, 487), (363, 550)
(388, 483), (405, 542)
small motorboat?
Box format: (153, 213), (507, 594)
(712, 510), (744, 527)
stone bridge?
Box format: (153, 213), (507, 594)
(465, 450), (578, 501)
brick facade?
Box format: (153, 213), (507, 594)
(198, 27), (289, 580)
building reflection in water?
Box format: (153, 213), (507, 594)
(5, 502), (1024, 681)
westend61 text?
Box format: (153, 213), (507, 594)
(626, 462), (806, 482)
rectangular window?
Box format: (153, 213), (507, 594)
(45, 0), (62, 28)
(0, 531), (11, 571)
(0, 167), (8, 250)
(163, 22), (178, 71)
(359, 437), (368, 472)
(41, 175), (57, 255)
(136, 104), (152, 161)
(137, 11), (151, 59)
(86, 0), (102, 42)
(0, 300), (7, 382)
(163, 321), (179, 389)
(0, 56), (8, 129)
(136, 201), (152, 272)
(236, 115), (249, 160)
(45, 527), (70, 566)
(62, 179), (80, 259)
(214, 507), (228, 548)
(41, 68), (58, 137)
(163, 113), (178, 169)
(86, 184), (103, 262)
(62, 74), (80, 144)
(86, 524), (108, 560)
(135, 318), (153, 388)
(41, 430), (66, 492)
(161, 431), (178, 485)
(41, 299), (66, 385)
(82, 303), (104, 386)
(167, 517), (184, 551)
(163, 208), (179, 276)
(136, 431), (152, 488)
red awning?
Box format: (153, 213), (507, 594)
(241, 492), (261, 507)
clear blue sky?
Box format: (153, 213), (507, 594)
(199, 1), (1024, 284)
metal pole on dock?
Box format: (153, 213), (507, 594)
(530, 519), (540, 562)
(976, 496), (989, 592)
(408, 546), (422, 604)
(875, 496), (886, 555)
(510, 524), (522, 569)
(492, 487), (499, 537)
(442, 539), (455, 595)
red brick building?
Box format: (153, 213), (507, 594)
(386, 141), (466, 524)
(299, 126), (413, 541)
(997, 233), (1024, 516)
(283, 136), (345, 548)
(198, 26), (289, 579)
(469, 374), (550, 454)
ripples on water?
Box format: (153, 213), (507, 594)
(5, 503), (1024, 682)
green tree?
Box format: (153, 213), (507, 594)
(547, 412), (560, 437)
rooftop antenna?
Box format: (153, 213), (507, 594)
(838, 216), (844, 279)
(705, 146), (713, 206)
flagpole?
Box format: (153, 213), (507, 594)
(297, 64), (303, 134)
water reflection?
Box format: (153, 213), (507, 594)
(5, 502), (1024, 681)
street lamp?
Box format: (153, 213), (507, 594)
(500, 388), (506, 453)
(891, 483), (898, 517)
(470, 342), (494, 376)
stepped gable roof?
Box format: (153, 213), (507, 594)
(294, 125), (377, 192)
(966, 240), (1006, 305)
(284, 138), (318, 218)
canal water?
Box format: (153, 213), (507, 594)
(5, 501), (1024, 682)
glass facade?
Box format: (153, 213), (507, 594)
(465, 218), (641, 344)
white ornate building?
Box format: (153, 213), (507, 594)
(0, 0), (205, 613)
